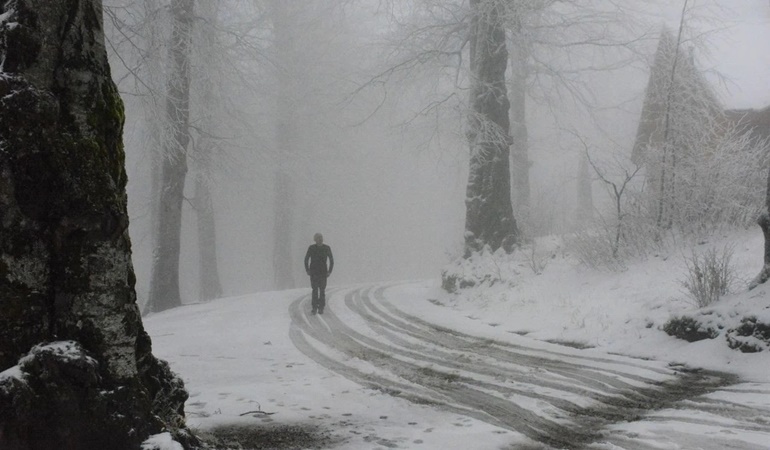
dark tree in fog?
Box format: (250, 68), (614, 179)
(0, 1), (193, 447)
(369, 0), (643, 245)
(464, 0), (519, 255)
(106, 1), (266, 305)
(104, 0), (168, 278)
(148, 0), (194, 312)
(191, 0), (223, 301)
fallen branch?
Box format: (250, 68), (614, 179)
(239, 410), (276, 416)
(239, 402), (276, 416)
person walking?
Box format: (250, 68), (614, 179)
(304, 233), (333, 315)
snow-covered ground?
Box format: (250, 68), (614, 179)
(144, 229), (770, 449)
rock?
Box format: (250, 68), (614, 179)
(0, 341), (162, 450)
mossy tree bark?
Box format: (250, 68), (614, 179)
(0, 0), (194, 448)
(148, 0), (194, 312)
(464, 0), (519, 256)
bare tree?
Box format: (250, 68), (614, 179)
(190, 0), (224, 301)
(631, 2), (726, 231)
(585, 150), (642, 258)
(366, 0), (648, 249)
(464, 0), (519, 255)
(107, 1), (269, 306)
(358, 1), (521, 256)
(148, 0), (195, 312)
(105, 0), (168, 251)
(501, 0), (650, 235)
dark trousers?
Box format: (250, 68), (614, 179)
(310, 273), (328, 312)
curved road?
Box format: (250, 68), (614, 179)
(289, 284), (770, 449)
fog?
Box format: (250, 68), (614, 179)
(106, 0), (770, 305)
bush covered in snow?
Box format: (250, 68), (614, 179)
(662, 316), (720, 342)
(726, 316), (770, 353)
(441, 251), (509, 293)
(441, 238), (564, 294)
(662, 307), (770, 353)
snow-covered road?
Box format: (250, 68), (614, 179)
(146, 282), (770, 449)
(291, 284), (770, 449)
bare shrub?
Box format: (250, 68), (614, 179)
(668, 129), (769, 234)
(571, 127), (767, 271)
(566, 209), (667, 271)
(567, 227), (627, 271)
(680, 246), (736, 307)
(523, 241), (549, 275)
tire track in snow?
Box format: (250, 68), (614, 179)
(289, 284), (769, 449)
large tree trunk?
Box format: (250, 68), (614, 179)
(464, 0), (519, 256)
(148, 0), (194, 312)
(0, 1), (193, 448)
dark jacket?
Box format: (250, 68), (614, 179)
(305, 244), (333, 276)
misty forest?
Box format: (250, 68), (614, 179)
(1, 0), (770, 449)
(110, 0), (770, 308)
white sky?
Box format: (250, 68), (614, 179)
(664, 0), (770, 109)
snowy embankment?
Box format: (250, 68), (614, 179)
(437, 228), (770, 383)
(143, 228), (770, 449)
